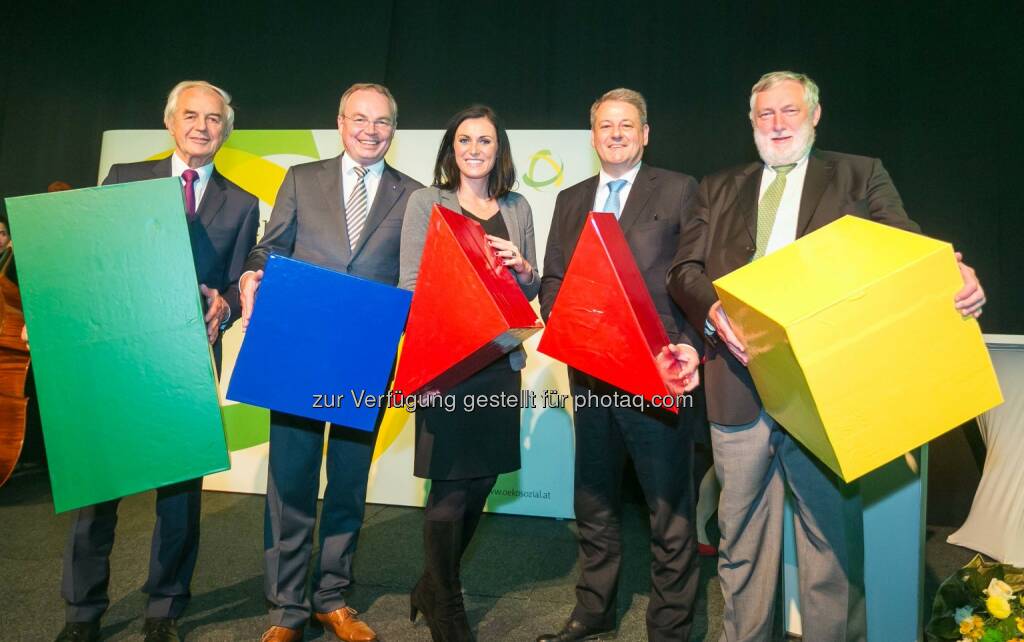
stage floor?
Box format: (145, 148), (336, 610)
(0, 470), (974, 641)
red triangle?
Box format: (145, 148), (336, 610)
(538, 212), (673, 408)
(393, 204), (543, 396)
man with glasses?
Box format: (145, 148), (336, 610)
(240, 83), (421, 642)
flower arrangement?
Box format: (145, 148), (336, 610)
(928, 554), (1024, 642)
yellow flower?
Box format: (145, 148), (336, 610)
(961, 615), (985, 639)
(1017, 616), (1024, 633)
(987, 594), (1012, 619)
(961, 616), (978, 634)
(986, 578), (1015, 600)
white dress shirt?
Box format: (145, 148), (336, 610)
(592, 162), (643, 217)
(706, 154), (812, 337)
(758, 153), (811, 256)
(171, 152), (214, 210)
(341, 153), (385, 210)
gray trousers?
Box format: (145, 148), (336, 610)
(263, 412), (375, 629)
(712, 411), (865, 642)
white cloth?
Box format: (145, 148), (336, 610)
(757, 153), (810, 255)
(592, 162), (642, 213)
(947, 334), (1024, 565)
(171, 152), (213, 208)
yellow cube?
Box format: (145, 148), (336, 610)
(713, 216), (1002, 481)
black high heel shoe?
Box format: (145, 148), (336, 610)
(410, 573), (434, 622)
(411, 571), (448, 641)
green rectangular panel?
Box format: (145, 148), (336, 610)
(5, 178), (228, 512)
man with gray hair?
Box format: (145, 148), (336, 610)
(537, 88), (703, 642)
(667, 70), (985, 640)
(56, 80), (260, 642)
(240, 82), (421, 642)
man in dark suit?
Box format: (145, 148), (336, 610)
(667, 71), (986, 641)
(56, 80), (260, 642)
(537, 88), (702, 642)
(239, 83), (421, 642)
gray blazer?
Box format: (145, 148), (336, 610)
(244, 154), (422, 286)
(399, 186), (540, 370)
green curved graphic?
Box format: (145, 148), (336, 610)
(522, 149), (565, 189)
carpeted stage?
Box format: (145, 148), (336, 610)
(0, 470), (975, 641)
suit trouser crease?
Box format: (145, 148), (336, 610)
(62, 479), (202, 622)
(571, 398), (698, 641)
(264, 414), (374, 628)
(712, 411), (865, 642)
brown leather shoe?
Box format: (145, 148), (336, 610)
(260, 625), (303, 642)
(314, 607), (378, 642)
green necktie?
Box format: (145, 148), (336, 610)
(754, 163), (797, 260)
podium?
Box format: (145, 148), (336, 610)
(781, 449), (928, 640)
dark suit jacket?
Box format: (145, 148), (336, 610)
(541, 163), (702, 392)
(244, 155), (422, 286)
(667, 149), (921, 425)
(103, 158), (260, 327)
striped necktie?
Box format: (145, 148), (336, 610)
(346, 165), (369, 250)
(753, 163), (797, 260)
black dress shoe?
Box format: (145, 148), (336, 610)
(142, 618), (181, 642)
(536, 618), (614, 641)
(55, 622), (100, 642)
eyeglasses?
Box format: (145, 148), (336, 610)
(341, 115), (395, 131)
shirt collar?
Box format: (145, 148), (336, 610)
(341, 152), (386, 178)
(762, 150), (811, 176)
(598, 161), (642, 191)
(170, 152), (214, 181)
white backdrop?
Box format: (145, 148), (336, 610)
(99, 128), (599, 518)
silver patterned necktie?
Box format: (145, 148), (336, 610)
(753, 163), (797, 260)
(602, 179), (628, 219)
(346, 165), (369, 250)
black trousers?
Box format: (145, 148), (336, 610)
(61, 478), (202, 622)
(424, 477), (497, 528)
(569, 379), (698, 642)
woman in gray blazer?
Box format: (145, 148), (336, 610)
(400, 105), (538, 642)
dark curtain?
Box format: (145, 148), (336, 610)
(1, 1), (1021, 331)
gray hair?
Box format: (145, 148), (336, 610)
(338, 83), (398, 124)
(590, 88), (648, 127)
(164, 80), (235, 138)
(749, 71), (820, 120)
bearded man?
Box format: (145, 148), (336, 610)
(666, 70), (985, 641)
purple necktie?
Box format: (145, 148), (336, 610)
(182, 169), (199, 221)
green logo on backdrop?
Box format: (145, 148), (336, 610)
(522, 149), (565, 190)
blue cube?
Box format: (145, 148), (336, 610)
(228, 254), (412, 431)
